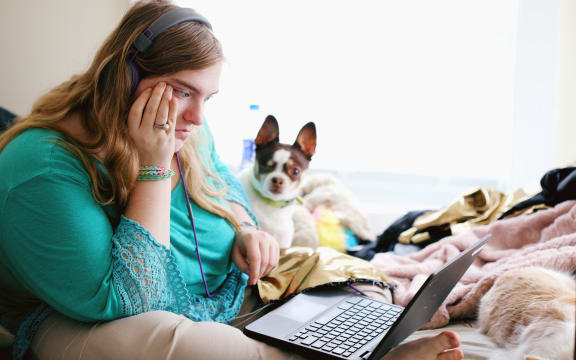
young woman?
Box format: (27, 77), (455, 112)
(0, 1), (463, 359)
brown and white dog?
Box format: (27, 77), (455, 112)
(239, 115), (316, 248)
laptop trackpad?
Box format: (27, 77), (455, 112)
(277, 295), (330, 322)
(247, 296), (330, 338)
(247, 314), (306, 338)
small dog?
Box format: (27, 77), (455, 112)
(478, 266), (575, 360)
(240, 115), (316, 248)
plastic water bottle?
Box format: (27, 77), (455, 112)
(239, 104), (260, 171)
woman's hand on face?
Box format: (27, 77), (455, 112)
(128, 82), (177, 167)
(232, 228), (280, 286)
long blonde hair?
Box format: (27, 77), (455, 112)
(0, 0), (239, 230)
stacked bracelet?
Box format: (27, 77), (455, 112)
(137, 165), (175, 181)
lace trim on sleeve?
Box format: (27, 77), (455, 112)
(187, 265), (248, 323)
(113, 215), (248, 324)
(111, 215), (192, 316)
(12, 304), (52, 360)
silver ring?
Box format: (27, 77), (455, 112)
(153, 123), (170, 131)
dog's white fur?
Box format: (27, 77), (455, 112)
(239, 166), (301, 248)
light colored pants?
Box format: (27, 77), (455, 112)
(31, 285), (392, 360)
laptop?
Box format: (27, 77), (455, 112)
(244, 234), (490, 360)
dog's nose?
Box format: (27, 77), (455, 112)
(272, 177), (284, 186)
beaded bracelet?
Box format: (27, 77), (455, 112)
(136, 165), (175, 181)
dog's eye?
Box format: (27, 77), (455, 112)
(292, 168), (300, 176)
(267, 160), (275, 167)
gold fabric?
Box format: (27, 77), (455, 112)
(399, 188), (544, 244)
(257, 247), (392, 303)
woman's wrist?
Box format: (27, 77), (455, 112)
(239, 221), (258, 230)
(136, 165), (175, 181)
(125, 179), (172, 247)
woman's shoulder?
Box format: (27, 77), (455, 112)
(9, 126), (60, 143)
(3, 127), (68, 163)
(1, 127), (89, 188)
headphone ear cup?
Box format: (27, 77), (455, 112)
(127, 59), (140, 95)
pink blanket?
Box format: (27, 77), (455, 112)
(370, 200), (576, 329)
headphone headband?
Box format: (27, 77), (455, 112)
(132, 7), (212, 53)
(128, 7), (212, 94)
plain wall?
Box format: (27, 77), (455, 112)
(509, 0), (575, 191)
(0, 0), (130, 116)
(556, 0), (576, 167)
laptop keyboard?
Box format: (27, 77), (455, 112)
(286, 296), (403, 358)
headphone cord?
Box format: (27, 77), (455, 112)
(175, 152), (213, 298)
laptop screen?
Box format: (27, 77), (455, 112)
(367, 234), (490, 359)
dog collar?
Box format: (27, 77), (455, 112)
(251, 183), (303, 208)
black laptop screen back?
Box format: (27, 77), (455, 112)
(368, 235), (490, 359)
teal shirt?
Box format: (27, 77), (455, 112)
(170, 179), (234, 294)
(0, 124), (241, 330)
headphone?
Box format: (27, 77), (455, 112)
(127, 7), (212, 94)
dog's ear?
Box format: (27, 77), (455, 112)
(255, 115), (280, 146)
(294, 122), (316, 159)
